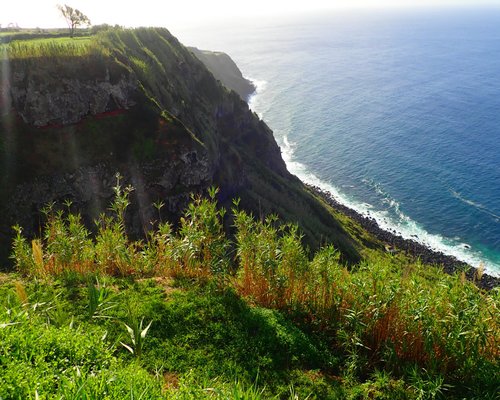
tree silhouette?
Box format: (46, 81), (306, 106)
(57, 4), (91, 37)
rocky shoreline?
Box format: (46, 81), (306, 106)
(307, 184), (500, 290)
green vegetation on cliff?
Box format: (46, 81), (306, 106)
(1, 184), (498, 399)
(188, 47), (256, 100)
(0, 36), (94, 59)
(0, 27), (363, 267)
(1, 28), (498, 399)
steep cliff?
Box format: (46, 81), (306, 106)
(188, 47), (256, 100)
(0, 28), (362, 265)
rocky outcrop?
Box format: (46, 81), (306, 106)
(189, 47), (256, 101)
(7, 148), (212, 239)
(7, 58), (137, 126)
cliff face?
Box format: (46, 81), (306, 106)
(0, 28), (361, 266)
(188, 47), (256, 101)
(7, 57), (137, 126)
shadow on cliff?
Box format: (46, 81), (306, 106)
(0, 28), (365, 269)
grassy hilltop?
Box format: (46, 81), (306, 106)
(0, 29), (498, 399)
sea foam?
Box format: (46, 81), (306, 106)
(278, 132), (500, 277)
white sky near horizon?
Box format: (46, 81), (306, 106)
(2, 0), (499, 30)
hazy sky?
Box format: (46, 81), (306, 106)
(2, 0), (499, 30)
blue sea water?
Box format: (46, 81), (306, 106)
(176, 8), (500, 276)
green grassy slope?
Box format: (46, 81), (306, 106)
(1, 188), (498, 399)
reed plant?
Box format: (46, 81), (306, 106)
(233, 206), (310, 309)
(9, 181), (499, 397)
(171, 187), (230, 282)
(11, 225), (37, 276)
(231, 206), (499, 394)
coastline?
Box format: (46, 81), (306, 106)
(189, 47), (256, 100)
(245, 75), (499, 290)
(307, 184), (500, 290)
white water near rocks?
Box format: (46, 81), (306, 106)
(178, 8), (500, 276)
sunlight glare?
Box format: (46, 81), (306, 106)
(2, 0), (497, 30)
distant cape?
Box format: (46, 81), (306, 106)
(189, 47), (256, 101)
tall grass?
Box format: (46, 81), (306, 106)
(11, 179), (230, 281)
(10, 182), (500, 397)
(0, 37), (105, 60)
(232, 203), (499, 395)
(170, 187), (230, 281)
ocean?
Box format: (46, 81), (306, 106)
(175, 7), (500, 276)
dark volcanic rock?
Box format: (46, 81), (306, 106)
(8, 57), (137, 126)
(308, 184), (500, 290)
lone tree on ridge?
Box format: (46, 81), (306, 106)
(57, 4), (91, 37)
